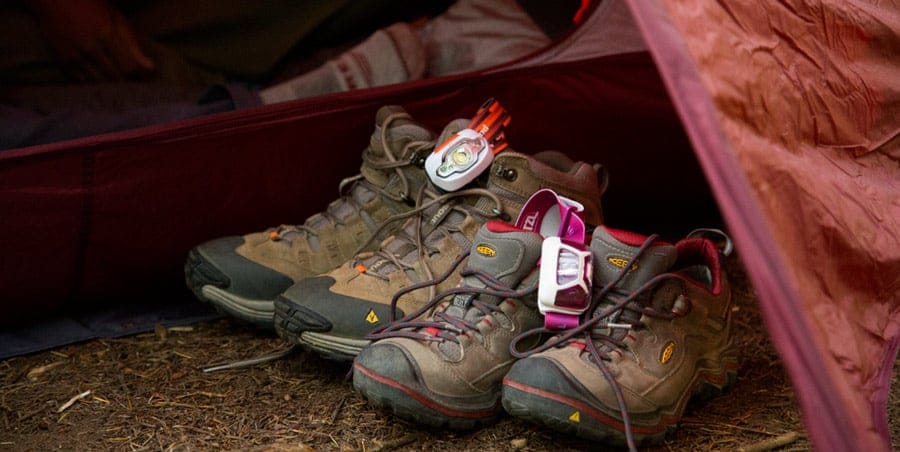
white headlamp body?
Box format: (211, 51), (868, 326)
(424, 128), (494, 192)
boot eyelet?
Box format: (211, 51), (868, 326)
(671, 294), (692, 316)
(493, 166), (517, 181)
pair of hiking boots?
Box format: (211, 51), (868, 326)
(184, 103), (736, 448)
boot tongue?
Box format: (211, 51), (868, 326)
(280, 106), (433, 245)
(360, 105), (434, 187)
(589, 226), (676, 340)
(444, 221), (543, 320)
(368, 105), (434, 159)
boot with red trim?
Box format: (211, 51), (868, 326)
(501, 226), (737, 449)
(351, 219), (546, 429)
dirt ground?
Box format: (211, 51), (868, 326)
(2, 256), (898, 451)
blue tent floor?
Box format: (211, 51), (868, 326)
(0, 298), (220, 360)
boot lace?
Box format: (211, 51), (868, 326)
(365, 251), (536, 345)
(349, 175), (508, 300)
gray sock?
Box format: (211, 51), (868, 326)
(422, 0), (551, 76)
(260, 23), (425, 104)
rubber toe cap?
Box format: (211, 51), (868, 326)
(277, 276), (405, 338)
(190, 236), (293, 300)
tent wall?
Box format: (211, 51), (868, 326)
(627, 1), (900, 451)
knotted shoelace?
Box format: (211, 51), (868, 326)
(365, 250), (536, 344)
(349, 170), (508, 301)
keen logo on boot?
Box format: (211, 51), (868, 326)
(660, 341), (676, 364)
(475, 244), (496, 257)
(608, 256), (637, 270)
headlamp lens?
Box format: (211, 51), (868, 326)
(435, 137), (487, 177)
(539, 237), (592, 316)
(552, 245), (591, 309)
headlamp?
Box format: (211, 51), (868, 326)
(538, 236), (593, 329)
(516, 188), (593, 330)
(425, 99), (510, 191)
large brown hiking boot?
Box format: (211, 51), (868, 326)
(352, 220), (545, 429)
(274, 147), (606, 361)
(184, 106), (434, 329)
(502, 226), (737, 449)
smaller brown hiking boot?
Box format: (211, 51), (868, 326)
(352, 220), (545, 429)
(184, 106), (434, 329)
(502, 226), (737, 449)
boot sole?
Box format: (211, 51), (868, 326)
(274, 298), (366, 362)
(353, 362), (503, 430)
(200, 285), (275, 329)
(184, 248), (276, 330)
(296, 331), (368, 361)
(502, 350), (738, 446)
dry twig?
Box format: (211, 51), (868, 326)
(373, 433), (418, 451)
(26, 361), (65, 380)
(738, 431), (800, 452)
(57, 390), (91, 413)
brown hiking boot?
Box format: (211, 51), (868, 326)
(502, 226), (737, 449)
(352, 220), (546, 429)
(184, 106), (434, 329)
(274, 147), (606, 360)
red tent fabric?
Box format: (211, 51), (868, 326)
(626, 2), (900, 450)
(0, 1), (896, 450)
